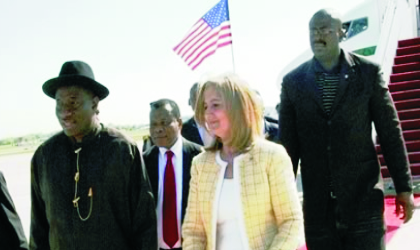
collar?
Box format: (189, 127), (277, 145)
(215, 150), (246, 168)
(68, 123), (103, 149)
(158, 135), (183, 159)
(313, 49), (353, 74)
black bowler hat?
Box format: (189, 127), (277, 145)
(42, 61), (109, 100)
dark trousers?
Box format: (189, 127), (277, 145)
(304, 197), (385, 250)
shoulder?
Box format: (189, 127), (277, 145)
(31, 132), (68, 173)
(99, 126), (141, 160)
(182, 117), (195, 127)
(181, 118), (197, 137)
(102, 126), (136, 145)
(252, 138), (288, 158)
(41, 131), (67, 146)
(344, 52), (383, 88)
(100, 126), (141, 153)
(249, 139), (292, 174)
(191, 150), (215, 165)
(142, 145), (159, 159)
(283, 59), (313, 83)
(182, 138), (203, 155)
(34, 131), (66, 155)
(346, 51), (380, 71)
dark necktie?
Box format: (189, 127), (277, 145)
(163, 151), (178, 248)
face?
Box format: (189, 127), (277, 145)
(149, 105), (182, 149)
(309, 14), (342, 62)
(203, 86), (230, 141)
(55, 86), (99, 142)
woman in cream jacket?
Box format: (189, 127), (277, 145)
(182, 74), (303, 250)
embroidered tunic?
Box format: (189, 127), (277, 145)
(30, 125), (157, 250)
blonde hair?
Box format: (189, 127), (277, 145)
(195, 73), (263, 151)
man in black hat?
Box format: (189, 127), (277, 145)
(30, 61), (157, 250)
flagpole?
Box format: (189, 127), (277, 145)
(230, 40), (236, 73)
(227, 0), (236, 73)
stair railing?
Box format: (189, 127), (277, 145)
(374, 0), (398, 86)
(375, 0), (418, 84)
(415, 0), (420, 36)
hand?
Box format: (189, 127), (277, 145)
(395, 191), (415, 223)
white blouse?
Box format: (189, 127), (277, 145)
(215, 152), (246, 250)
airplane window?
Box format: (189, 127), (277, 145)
(342, 22), (350, 34)
(342, 17), (368, 40)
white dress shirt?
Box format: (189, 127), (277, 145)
(157, 137), (183, 249)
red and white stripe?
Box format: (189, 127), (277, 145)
(173, 20), (232, 70)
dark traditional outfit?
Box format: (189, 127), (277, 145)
(0, 172), (29, 250)
(30, 125), (157, 250)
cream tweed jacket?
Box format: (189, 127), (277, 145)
(182, 138), (303, 250)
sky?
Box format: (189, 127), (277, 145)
(0, 0), (366, 140)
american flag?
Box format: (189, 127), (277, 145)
(173, 0), (232, 70)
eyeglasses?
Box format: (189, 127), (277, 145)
(310, 28), (334, 36)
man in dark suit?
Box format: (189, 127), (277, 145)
(0, 171), (28, 250)
(279, 9), (414, 250)
(143, 99), (202, 250)
(181, 117), (203, 146)
(181, 83), (214, 146)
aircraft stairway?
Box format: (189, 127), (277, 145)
(377, 37), (420, 178)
